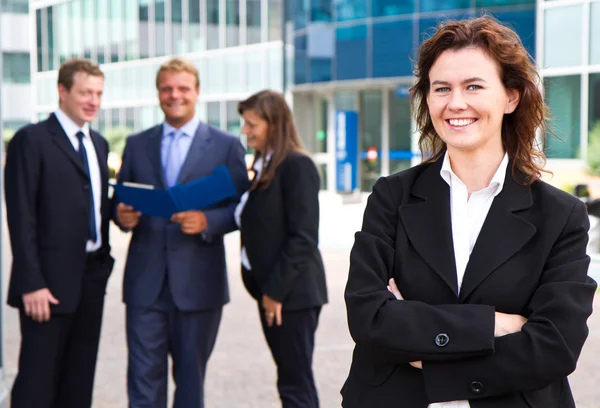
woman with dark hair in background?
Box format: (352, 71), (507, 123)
(235, 90), (328, 408)
(342, 16), (596, 408)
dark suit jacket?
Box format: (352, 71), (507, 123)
(240, 152), (328, 311)
(115, 122), (249, 311)
(342, 158), (597, 408)
(5, 114), (113, 314)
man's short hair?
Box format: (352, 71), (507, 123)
(57, 58), (104, 91)
(155, 57), (200, 89)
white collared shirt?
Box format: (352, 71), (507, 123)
(235, 152), (272, 270)
(54, 109), (102, 252)
(429, 152), (508, 408)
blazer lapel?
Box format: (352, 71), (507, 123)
(90, 130), (108, 182)
(459, 167), (536, 301)
(176, 122), (212, 185)
(146, 125), (167, 189)
(48, 114), (87, 177)
(399, 159), (459, 296)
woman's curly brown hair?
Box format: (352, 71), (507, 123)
(410, 15), (550, 184)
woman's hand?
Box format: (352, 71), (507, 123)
(494, 312), (527, 337)
(387, 278), (404, 300)
(262, 294), (283, 327)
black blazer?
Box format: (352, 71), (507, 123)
(240, 151), (328, 311)
(4, 114), (113, 314)
(342, 158), (596, 408)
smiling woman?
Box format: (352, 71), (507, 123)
(342, 16), (597, 408)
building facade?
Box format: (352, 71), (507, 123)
(30, 0), (284, 164)
(284, 0), (537, 193)
(1, 0), (31, 134)
(539, 0), (600, 180)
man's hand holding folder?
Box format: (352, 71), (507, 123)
(113, 165), (237, 232)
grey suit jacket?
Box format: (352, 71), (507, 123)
(115, 121), (249, 311)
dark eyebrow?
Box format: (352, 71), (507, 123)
(431, 77), (487, 86)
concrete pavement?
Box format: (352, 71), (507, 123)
(2, 225), (600, 407)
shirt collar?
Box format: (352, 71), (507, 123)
(54, 109), (90, 139)
(253, 151), (274, 171)
(440, 151), (509, 196)
(163, 116), (200, 139)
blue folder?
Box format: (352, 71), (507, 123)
(112, 165), (237, 217)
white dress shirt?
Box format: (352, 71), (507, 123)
(430, 151), (508, 408)
(55, 109), (102, 252)
(234, 153), (272, 270)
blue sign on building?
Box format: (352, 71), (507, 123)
(335, 111), (358, 193)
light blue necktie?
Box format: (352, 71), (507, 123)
(164, 130), (185, 188)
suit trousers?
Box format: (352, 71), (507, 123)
(259, 306), (321, 408)
(126, 279), (222, 408)
(11, 254), (109, 408)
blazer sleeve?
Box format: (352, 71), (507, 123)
(345, 177), (496, 362)
(260, 154), (321, 302)
(112, 137), (134, 232)
(421, 199), (596, 402)
(4, 127), (47, 294)
(202, 137), (249, 239)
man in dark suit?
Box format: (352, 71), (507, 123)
(5, 58), (114, 408)
(114, 58), (248, 408)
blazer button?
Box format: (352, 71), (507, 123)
(434, 333), (449, 347)
(470, 381), (485, 394)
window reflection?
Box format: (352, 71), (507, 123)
(545, 75), (581, 159)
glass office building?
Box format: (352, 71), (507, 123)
(540, 0), (600, 168)
(285, 0), (536, 193)
(1, 0), (31, 133)
(31, 0), (283, 148)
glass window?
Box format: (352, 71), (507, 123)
(96, 0), (109, 64)
(247, 0), (261, 44)
(36, 9), (43, 72)
(590, 73), (600, 133)
(140, 106), (156, 129)
(109, 0), (123, 62)
(544, 5), (582, 69)
(476, 0), (533, 5)
(206, 56), (224, 95)
(268, 0), (282, 41)
(311, 0), (332, 22)
(139, 0), (150, 59)
(420, 0), (469, 12)
(372, 0), (413, 17)
(226, 0), (240, 47)
(47, 7), (55, 70)
(124, 1), (139, 60)
(493, 9), (536, 56)
(189, 0), (204, 51)
(293, 0), (308, 30)
(207, 0), (220, 50)
(155, 0), (167, 56)
(335, 25), (367, 80)
(334, 0), (367, 22)
(310, 59), (332, 82)
(334, 90), (357, 111)
(360, 90), (382, 192)
(172, 0), (185, 53)
(1, 0), (28, 13)
(372, 19), (413, 78)
(57, 3), (70, 64)
(226, 101), (241, 135)
(3, 53), (30, 84)
(388, 88), (413, 175)
(208, 102), (221, 128)
(544, 75), (581, 159)
(591, 2), (600, 65)
(294, 35), (308, 85)
(82, 0), (95, 60)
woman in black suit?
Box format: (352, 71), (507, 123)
(343, 16), (597, 408)
(235, 90), (328, 408)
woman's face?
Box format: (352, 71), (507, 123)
(426, 47), (520, 156)
(241, 109), (269, 153)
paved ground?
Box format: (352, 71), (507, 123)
(2, 224), (600, 407)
